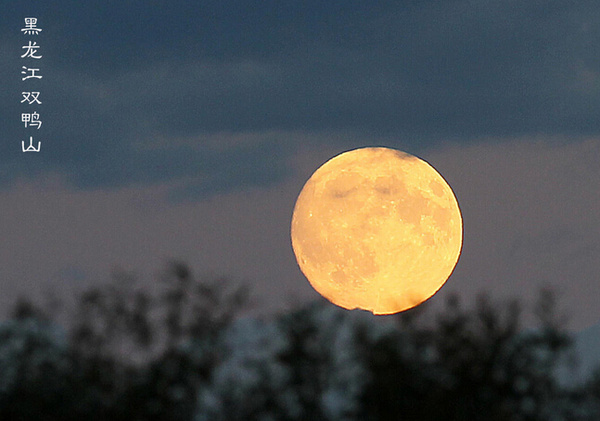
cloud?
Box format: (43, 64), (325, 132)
(2, 4), (600, 329)
(3, 1), (600, 196)
(0, 137), (598, 328)
(426, 137), (600, 328)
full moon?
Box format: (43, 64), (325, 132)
(291, 147), (462, 314)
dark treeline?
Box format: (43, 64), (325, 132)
(0, 261), (598, 420)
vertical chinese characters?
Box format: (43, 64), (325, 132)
(21, 17), (43, 152)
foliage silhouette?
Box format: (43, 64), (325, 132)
(0, 262), (597, 420)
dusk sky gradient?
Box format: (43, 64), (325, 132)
(1, 1), (599, 330)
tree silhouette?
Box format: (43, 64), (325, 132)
(0, 262), (597, 420)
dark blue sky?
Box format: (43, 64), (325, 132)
(3, 1), (600, 196)
(1, 1), (600, 329)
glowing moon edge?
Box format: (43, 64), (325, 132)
(290, 146), (463, 315)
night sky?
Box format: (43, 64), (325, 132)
(1, 1), (599, 329)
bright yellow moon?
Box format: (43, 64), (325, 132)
(291, 147), (462, 314)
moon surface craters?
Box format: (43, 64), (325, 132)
(291, 147), (462, 315)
